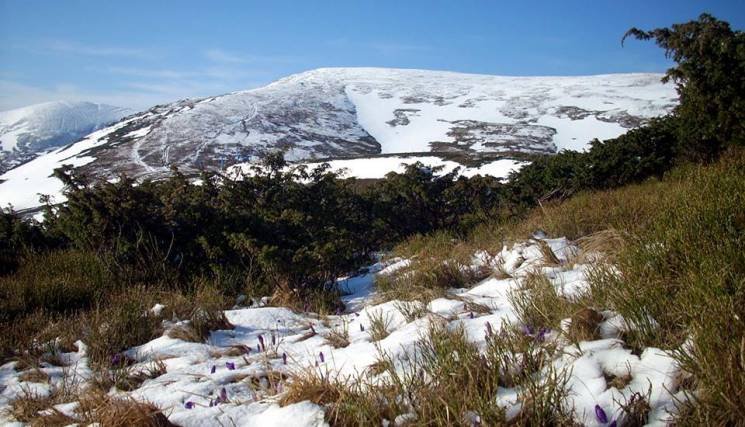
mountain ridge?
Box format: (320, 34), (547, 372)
(0, 67), (677, 211)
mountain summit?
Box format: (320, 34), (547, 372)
(0, 101), (132, 172)
(0, 68), (677, 210)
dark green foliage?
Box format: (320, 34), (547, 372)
(42, 156), (377, 301)
(506, 150), (587, 209)
(585, 115), (679, 188)
(367, 163), (505, 239)
(624, 13), (745, 161)
(0, 209), (54, 275)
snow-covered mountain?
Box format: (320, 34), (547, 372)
(0, 68), (677, 211)
(0, 101), (133, 173)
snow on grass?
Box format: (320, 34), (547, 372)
(0, 236), (686, 425)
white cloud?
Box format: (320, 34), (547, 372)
(0, 41), (296, 111)
(326, 39), (431, 56)
(43, 40), (151, 58)
(205, 48), (250, 64)
(0, 78), (263, 112)
(204, 48), (301, 65)
(368, 42), (431, 56)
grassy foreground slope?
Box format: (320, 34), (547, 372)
(365, 149), (744, 425)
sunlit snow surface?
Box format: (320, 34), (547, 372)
(0, 236), (687, 426)
(229, 156), (528, 181)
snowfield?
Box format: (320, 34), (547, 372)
(0, 235), (688, 426)
(229, 156), (529, 181)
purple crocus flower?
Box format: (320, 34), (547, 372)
(184, 401), (195, 409)
(111, 353), (123, 366)
(319, 351), (325, 363)
(469, 312), (474, 319)
(360, 324), (365, 332)
(210, 365), (216, 374)
(485, 321), (493, 338)
(609, 421), (616, 427)
(594, 405), (608, 423)
(209, 399), (214, 407)
(271, 334), (276, 346)
(219, 387), (228, 403)
(225, 361), (236, 370)
(282, 352), (287, 365)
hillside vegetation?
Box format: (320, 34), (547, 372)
(0, 14), (743, 425)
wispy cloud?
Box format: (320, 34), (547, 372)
(368, 42), (431, 56)
(326, 38), (431, 56)
(105, 66), (197, 80)
(204, 48), (302, 65)
(43, 40), (151, 58)
(0, 77), (267, 112)
(205, 48), (250, 64)
(1, 41), (295, 110)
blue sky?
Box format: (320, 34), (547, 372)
(1, 0), (743, 111)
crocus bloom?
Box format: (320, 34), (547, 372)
(469, 312), (474, 319)
(360, 324), (365, 332)
(319, 351), (325, 363)
(595, 405), (608, 423)
(111, 353), (122, 366)
(220, 388), (228, 402)
(609, 422), (616, 427)
(271, 334), (276, 346)
(282, 352), (287, 365)
(184, 401), (195, 409)
(225, 361), (236, 370)
(210, 365), (216, 374)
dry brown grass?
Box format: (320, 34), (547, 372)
(506, 179), (673, 241)
(367, 309), (393, 341)
(323, 322), (350, 348)
(18, 369), (49, 384)
(566, 307), (604, 342)
(7, 388), (54, 423)
(74, 390), (175, 427)
(280, 369), (346, 407)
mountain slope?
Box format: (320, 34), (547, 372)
(0, 101), (133, 172)
(0, 68), (677, 211)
